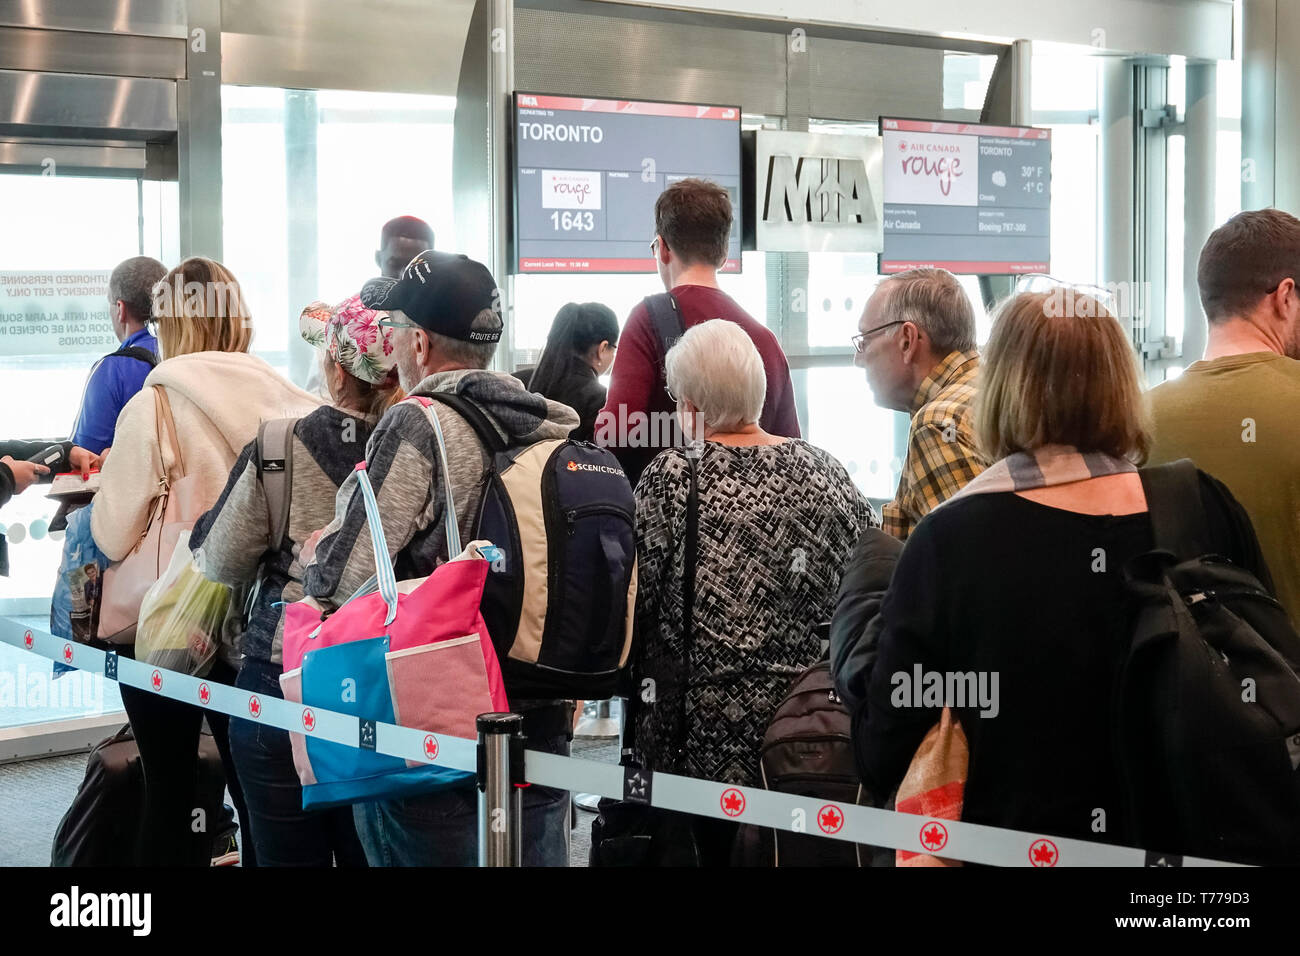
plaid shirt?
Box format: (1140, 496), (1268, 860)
(882, 349), (986, 540)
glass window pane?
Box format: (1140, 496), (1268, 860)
(221, 86), (457, 385)
(804, 365), (902, 499)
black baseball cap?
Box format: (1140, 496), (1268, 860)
(360, 250), (502, 343)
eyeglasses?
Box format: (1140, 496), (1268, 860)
(649, 236), (660, 257)
(851, 320), (905, 352)
(1014, 273), (1117, 313)
(665, 382), (678, 403)
(377, 314), (419, 330)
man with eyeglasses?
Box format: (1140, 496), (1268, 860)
(853, 267), (985, 540)
(1148, 208), (1300, 622)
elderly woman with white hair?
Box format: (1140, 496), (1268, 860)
(629, 318), (877, 865)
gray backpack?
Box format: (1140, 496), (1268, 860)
(241, 418), (298, 622)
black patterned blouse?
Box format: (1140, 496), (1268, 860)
(632, 439), (878, 787)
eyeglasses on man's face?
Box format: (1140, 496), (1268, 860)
(851, 320), (905, 353)
(649, 236), (661, 257)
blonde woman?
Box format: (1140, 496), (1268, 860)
(92, 257), (322, 866)
(854, 291), (1273, 858)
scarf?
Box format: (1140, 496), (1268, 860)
(938, 443), (1137, 506)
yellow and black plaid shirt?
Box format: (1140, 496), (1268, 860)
(882, 349), (986, 540)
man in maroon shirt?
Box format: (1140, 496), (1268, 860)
(597, 178), (800, 486)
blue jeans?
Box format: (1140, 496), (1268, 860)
(353, 733), (571, 867)
(229, 657), (368, 867)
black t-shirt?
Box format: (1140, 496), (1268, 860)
(856, 471), (1271, 847)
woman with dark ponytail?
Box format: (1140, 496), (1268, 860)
(518, 302), (619, 442)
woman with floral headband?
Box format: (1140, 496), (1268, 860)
(188, 295), (403, 867)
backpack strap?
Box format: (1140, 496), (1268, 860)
(422, 391), (509, 454)
(114, 345), (158, 369)
(644, 293), (684, 364)
(256, 418), (298, 552)
(1138, 458), (1209, 560)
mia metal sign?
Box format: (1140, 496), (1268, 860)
(756, 130), (883, 253)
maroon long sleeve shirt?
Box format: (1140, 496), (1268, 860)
(597, 283), (801, 487)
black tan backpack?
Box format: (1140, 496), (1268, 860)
(428, 392), (637, 699)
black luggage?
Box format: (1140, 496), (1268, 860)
(50, 722), (227, 866)
(735, 660), (875, 866)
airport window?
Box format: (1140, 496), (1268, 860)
(221, 86), (457, 386)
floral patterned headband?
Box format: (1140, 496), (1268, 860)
(299, 294), (398, 386)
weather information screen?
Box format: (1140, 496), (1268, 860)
(512, 92), (742, 273)
(879, 117), (1051, 275)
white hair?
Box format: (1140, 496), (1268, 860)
(665, 319), (766, 432)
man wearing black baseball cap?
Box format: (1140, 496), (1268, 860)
(303, 250), (580, 867)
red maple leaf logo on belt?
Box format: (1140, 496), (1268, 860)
(302, 709), (315, 731)
(424, 735), (439, 759)
(921, 823), (948, 850)
(151, 670), (162, 690)
(720, 789), (745, 816)
(818, 806), (843, 833)
(1029, 839), (1058, 867)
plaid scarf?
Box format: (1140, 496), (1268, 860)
(937, 443), (1136, 506)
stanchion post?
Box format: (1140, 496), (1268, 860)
(477, 712), (523, 866)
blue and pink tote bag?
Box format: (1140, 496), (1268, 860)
(281, 397), (509, 808)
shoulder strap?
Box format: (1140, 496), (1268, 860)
(672, 449), (701, 772)
(643, 293), (684, 363)
(151, 386), (186, 479)
(423, 391), (509, 454)
(114, 345), (158, 369)
(1138, 458), (1209, 559)
(256, 418), (298, 552)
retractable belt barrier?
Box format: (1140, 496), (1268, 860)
(2, 618), (1242, 868)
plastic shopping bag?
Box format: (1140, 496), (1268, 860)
(136, 530), (230, 678)
(51, 501), (110, 646)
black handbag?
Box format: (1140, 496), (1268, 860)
(590, 451), (701, 866)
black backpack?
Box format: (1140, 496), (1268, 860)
(735, 658), (874, 866)
(1119, 460), (1300, 865)
(425, 392), (637, 699)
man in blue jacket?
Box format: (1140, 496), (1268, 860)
(69, 256), (167, 462)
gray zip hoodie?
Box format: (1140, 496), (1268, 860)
(302, 368), (578, 623)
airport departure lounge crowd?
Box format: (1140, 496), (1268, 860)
(7, 180), (1300, 867)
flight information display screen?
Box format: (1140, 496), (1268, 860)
(879, 116), (1051, 275)
(512, 92), (742, 274)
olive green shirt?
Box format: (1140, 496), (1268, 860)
(1148, 351), (1300, 621)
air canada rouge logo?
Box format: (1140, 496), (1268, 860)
(24, 630), (33, 648)
(62, 642), (72, 662)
